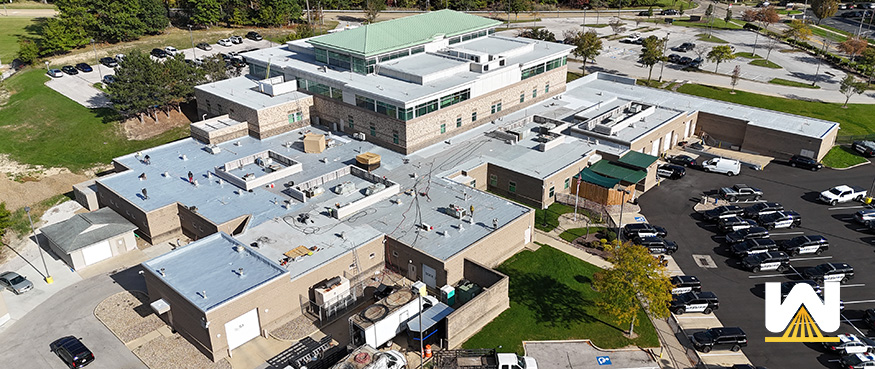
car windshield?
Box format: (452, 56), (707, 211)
(786, 238), (803, 247)
(676, 292), (695, 303)
(9, 275), (24, 284)
(517, 356), (526, 369)
(830, 188), (843, 195)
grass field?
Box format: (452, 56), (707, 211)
(750, 58), (782, 68)
(534, 202), (576, 232)
(4, 1), (57, 9)
(734, 52), (762, 59)
(821, 146), (869, 168)
(810, 25), (849, 43)
(672, 18), (743, 30)
(0, 17), (44, 65)
(462, 244), (660, 354)
(769, 77), (819, 89)
(0, 69), (189, 171)
(696, 33), (729, 43)
(559, 227), (605, 242)
(676, 84), (875, 137)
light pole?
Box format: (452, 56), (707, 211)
(24, 207), (52, 284)
(188, 25), (196, 59)
(659, 32), (670, 82)
(573, 169), (582, 222)
(615, 188), (630, 243)
(44, 60), (49, 71)
(91, 39), (103, 83)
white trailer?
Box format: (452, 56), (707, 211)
(350, 290), (437, 349)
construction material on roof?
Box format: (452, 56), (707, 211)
(356, 152), (381, 171)
(589, 160), (647, 184)
(303, 133), (326, 153)
(576, 168), (622, 189)
(617, 150), (659, 170)
(284, 245), (313, 258)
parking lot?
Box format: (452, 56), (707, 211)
(45, 38), (274, 109)
(641, 158), (874, 369)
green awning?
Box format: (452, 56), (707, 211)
(589, 160), (647, 184)
(575, 168), (621, 188)
(617, 151), (659, 170)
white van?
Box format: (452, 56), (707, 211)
(702, 157), (741, 176)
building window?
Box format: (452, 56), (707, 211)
(471, 179), (476, 187)
(491, 102), (502, 114)
(439, 89), (470, 109)
(471, 111), (477, 122)
(508, 181), (516, 193)
(456, 117), (462, 127)
(549, 186), (555, 197)
(415, 99), (438, 118)
(532, 89), (537, 98)
(565, 178), (570, 189)
(348, 115), (354, 129)
(489, 174), (497, 186)
(545, 83), (550, 94)
(369, 253), (376, 259)
(288, 111), (303, 124)
(520, 93), (525, 103)
(393, 131), (399, 144)
(440, 123), (446, 134)
(355, 95), (376, 111)
(370, 123), (376, 136)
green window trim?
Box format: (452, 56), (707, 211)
(456, 117), (462, 127)
(519, 93), (525, 103)
(489, 174), (497, 186)
(564, 178), (570, 189)
(440, 123), (446, 134)
(508, 181), (516, 193)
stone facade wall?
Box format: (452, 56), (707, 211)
(194, 88), (315, 141)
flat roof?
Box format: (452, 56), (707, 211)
(450, 36), (531, 56)
(194, 76), (310, 111)
(307, 10), (502, 57)
(142, 232), (288, 312)
(378, 53), (469, 78)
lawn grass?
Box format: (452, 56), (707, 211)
(559, 227), (605, 242)
(0, 16), (45, 65)
(777, 9), (802, 15)
(821, 145), (869, 168)
(4, 1), (57, 9)
(637, 79), (664, 88)
(582, 24), (610, 28)
(672, 18), (743, 30)
(7, 193), (71, 235)
(567, 71), (584, 82)
(769, 77), (820, 89)
(462, 245), (659, 354)
(696, 33), (729, 43)
(675, 84), (875, 136)
(534, 202), (576, 232)
(0, 69), (189, 171)
(749, 58), (782, 68)
(734, 52), (762, 59)
(810, 25), (848, 43)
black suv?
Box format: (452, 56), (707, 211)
(742, 251), (790, 272)
(670, 275), (701, 294)
(50, 336), (95, 368)
(743, 202), (784, 220)
(781, 235), (829, 256)
(789, 155), (822, 171)
(804, 262), (854, 283)
(758, 210), (802, 230)
(717, 216), (757, 233)
(852, 140), (875, 157)
(657, 164), (685, 179)
(246, 31), (263, 41)
(150, 48), (168, 58)
(661, 9), (680, 15)
(725, 227), (769, 244)
(99, 57), (118, 68)
(673, 42), (696, 51)
(781, 280), (822, 298)
(623, 223), (668, 239)
(730, 238), (778, 258)
(670, 291), (719, 315)
(703, 205), (744, 222)
(691, 327), (747, 353)
(632, 236), (678, 254)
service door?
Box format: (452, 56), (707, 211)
(422, 264), (437, 287)
(407, 263), (417, 281)
(651, 139), (661, 156)
(225, 308), (260, 351)
(81, 240), (113, 266)
(663, 132), (672, 151)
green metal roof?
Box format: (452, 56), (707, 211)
(589, 160), (648, 184)
(307, 10), (502, 58)
(576, 168), (621, 189)
(617, 151), (659, 170)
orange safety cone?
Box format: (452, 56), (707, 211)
(424, 344), (433, 358)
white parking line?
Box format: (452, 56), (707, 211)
(854, 227), (870, 232)
(748, 273), (797, 279)
(789, 256), (833, 261)
(843, 300), (875, 305)
(829, 205), (867, 210)
(675, 316), (719, 319)
(697, 352), (747, 357)
(842, 313), (865, 336)
(842, 284), (867, 288)
(770, 231), (805, 236)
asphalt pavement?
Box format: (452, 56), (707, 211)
(640, 158), (875, 369)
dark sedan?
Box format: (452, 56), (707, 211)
(61, 65), (78, 75)
(150, 48), (169, 58)
(75, 63), (93, 72)
(788, 154), (822, 171)
(50, 336), (95, 368)
(667, 154), (697, 167)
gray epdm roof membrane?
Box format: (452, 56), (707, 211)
(194, 76), (310, 111)
(142, 232), (288, 312)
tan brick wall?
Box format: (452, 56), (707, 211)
(445, 261), (509, 348)
(463, 163), (488, 191)
(742, 125), (832, 160)
(385, 237), (449, 287)
(542, 156), (592, 205)
(95, 181), (180, 244)
(178, 204), (220, 241)
(311, 96), (409, 152)
(444, 209), (534, 284)
(143, 270), (212, 359)
(194, 89), (315, 141)
(629, 112), (697, 157)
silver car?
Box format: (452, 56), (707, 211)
(0, 271), (33, 294)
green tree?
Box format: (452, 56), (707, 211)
(40, 18), (83, 56)
(223, 0), (251, 26)
(811, 0), (839, 24)
(140, 0), (169, 34)
(17, 39), (40, 64)
(518, 27), (556, 41)
(108, 50), (163, 122)
(706, 45), (734, 72)
(571, 30), (602, 76)
(96, 0), (147, 42)
(640, 35), (665, 81)
(0, 202), (12, 241)
(839, 74), (866, 107)
(724, 8), (732, 24)
(593, 242), (672, 336)
(784, 19), (813, 43)
(200, 54), (232, 82)
(858, 48), (875, 84)
(164, 54), (207, 113)
(191, 0), (222, 26)
(365, 0), (386, 23)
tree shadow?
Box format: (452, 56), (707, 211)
(508, 272), (615, 329)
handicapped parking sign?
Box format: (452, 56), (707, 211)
(596, 356), (612, 365)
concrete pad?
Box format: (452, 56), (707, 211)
(126, 329), (162, 349)
(229, 336), (291, 369)
(674, 315), (724, 330)
(698, 351), (751, 367)
(524, 340), (659, 369)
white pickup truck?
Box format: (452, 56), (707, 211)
(819, 185), (867, 205)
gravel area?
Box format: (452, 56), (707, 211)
(271, 314), (319, 341)
(133, 334), (232, 369)
(94, 290), (165, 344)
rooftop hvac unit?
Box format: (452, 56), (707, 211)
(206, 145), (222, 154)
(365, 183), (386, 196)
(314, 276), (351, 306)
(446, 204), (467, 219)
(333, 181), (356, 195)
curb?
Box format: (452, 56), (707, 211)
(827, 160), (871, 171)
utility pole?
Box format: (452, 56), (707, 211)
(659, 32), (671, 82)
(25, 207), (52, 284)
(306, 0), (312, 24)
(188, 25), (196, 59)
(91, 39), (103, 83)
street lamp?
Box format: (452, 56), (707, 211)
(659, 32), (670, 82)
(188, 25), (196, 59)
(44, 60), (49, 71)
(615, 188), (630, 243)
(91, 38), (103, 83)
(24, 207), (52, 284)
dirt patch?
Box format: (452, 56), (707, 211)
(95, 291), (166, 344)
(0, 159), (95, 211)
(271, 313), (319, 341)
(133, 334), (232, 369)
(122, 108), (192, 140)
